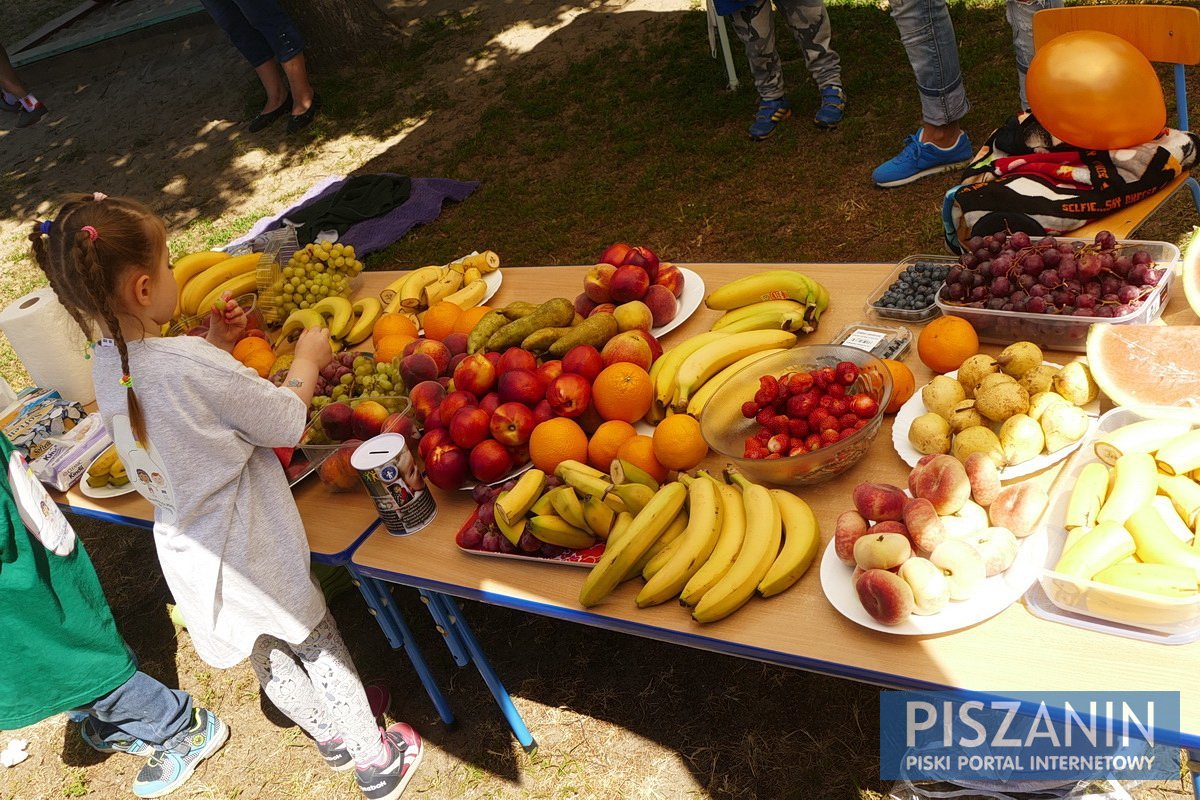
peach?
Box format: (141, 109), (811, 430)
(655, 263), (685, 299)
(941, 499), (989, 540)
(601, 330), (654, 371)
(424, 407), (444, 430)
(897, 557), (950, 615)
(589, 303), (616, 317)
(318, 402), (354, 442)
(855, 569), (915, 625)
(868, 520), (909, 539)
(532, 400), (554, 424)
(902, 497), (947, 553)
(453, 353), (497, 398)
(963, 452), (1002, 508)
(438, 391), (476, 426)
(929, 540), (987, 600)
(562, 344), (604, 383)
(449, 406), (491, 449)
(584, 264), (616, 303)
(968, 526), (1019, 577)
(469, 439), (513, 484)
(546, 373), (592, 418)
(498, 369), (544, 406)
(479, 392), (501, 416)
(399, 353), (439, 389)
(410, 339), (451, 375)
(834, 510), (870, 565)
(575, 404), (604, 436)
(642, 285), (678, 328)
(631, 329), (662, 362)
(987, 483), (1049, 538)
(574, 293), (598, 318)
(507, 443), (531, 467)
(907, 454), (971, 515)
(425, 443), (470, 490)
(621, 245), (660, 283)
(610, 265), (650, 304)
(317, 443), (362, 492)
(443, 332), (469, 356)
(448, 353), (468, 373)
(613, 301), (653, 332)
(352, 400), (390, 440)
(853, 532), (912, 571)
(483, 351), (502, 370)
(536, 360), (563, 388)
(417, 427), (451, 461)
(600, 242), (633, 268)
(852, 482), (907, 522)
(497, 347), (537, 375)
(381, 412), (418, 451)
(490, 402), (536, 446)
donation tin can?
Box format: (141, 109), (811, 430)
(351, 433), (437, 536)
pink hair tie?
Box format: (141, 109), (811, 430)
(92, 192), (108, 201)
(81, 225), (99, 241)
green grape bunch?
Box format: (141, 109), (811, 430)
(264, 241), (365, 320)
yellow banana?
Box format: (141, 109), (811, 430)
(528, 515), (596, 549)
(653, 331), (729, 408)
(530, 493), (555, 517)
(443, 278), (487, 310)
(692, 475), (781, 623)
(1096, 452), (1158, 526)
(1064, 462), (1111, 530)
(1125, 505), (1200, 581)
(277, 308), (326, 345)
(1151, 496), (1194, 543)
(172, 251), (229, 288)
(1093, 562), (1199, 598)
(423, 269), (464, 307)
(556, 465), (612, 499)
(637, 478), (723, 607)
(1053, 521), (1135, 579)
(673, 329), (797, 406)
(710, 309), (809, 335)
(1155, 429), (1200, 476)
(459, 250), (500, 273)
(635, 511), (689, 581)
(344, 297), (383, 345)
(1062, 525), (1090, 557)
(1093, 418), (1193, 465)
(180, 252), (260, 315)
(685, 349), (786, 417)
(494, 500), (526, 547)
(711, 300), (806, 331)
(463, 266), (483, 284)
(582, 496), (615, 539)
(611, 482), (656, 515)
(548, 486), (588, 530)
(605, 512), (633, 551)
(494, 469), (546, 527)
(681, 483), (745, 607)
(312, 296), (354, 340)
(758, 490), (819, 597)
(610, 459), (659, 491)
(198, 272), (257, 316)
(395, 266), (442, 311)
(1158, 473), (1200, 529)
(579, 482), (687, 607)
(555, 460), (606, 480)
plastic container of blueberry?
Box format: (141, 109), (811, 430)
(865, 255), (957, 323)
(934, 237), (1179, 352)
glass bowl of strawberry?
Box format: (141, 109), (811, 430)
(698, 345), (892, 486)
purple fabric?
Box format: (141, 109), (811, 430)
(227, 174), (479, 256)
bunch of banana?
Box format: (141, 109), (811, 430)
(491, 465), (621, 550)
(174, 251), (261, 317)
(85, 446), (129, 489)
(648, 328), (797, 416)
(705, 270), (830, 333)
(380, 250), (499, 315)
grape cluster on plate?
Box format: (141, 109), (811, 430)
(458, 480), (572, 558)
(940, 230), (1163, 318)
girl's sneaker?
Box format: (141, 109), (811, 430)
(355, 723), (423, 800)
(749, 97), (791, 141)
(315, 684), (394, 771)
(79, 717), (152, 757)
(132, 708), (228, 798)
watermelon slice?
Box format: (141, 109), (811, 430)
(1086, 324), (1200, 421)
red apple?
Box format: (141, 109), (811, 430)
(479, 391), (501, 416)
(452, 353), (497, 398)
(584, 263), (616, 303)
(536, 360), (563, 389)
(319, 402), (354, 442)
(351, 400), (390, 440)
(546, 373), (592, 418)
(655, 263), (684, 298)
(621, 245), (660, 283)
(507, 443), (531, 467)
(601, 330), (654, 371)
(498, 369), (544, 406)
(425, 444), (470, 490)
(438, 390), (476, 425)
(418, 427), (452, 460)
(469, 439), (513, 484)
(425, 407), (444, 430)
(610, 265), (650, 304)
(497, 347), (537, 375)
(484, 352), (501, 370)
(449, 406), (491, 449)
(574, 293), (598, 318)
(490, 401), (536, 446)
(562, 345), (604, 383)
(600, 242), (633, 267)
(533, 399), (554, 424)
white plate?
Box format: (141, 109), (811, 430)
(651, 267), (704, 338)
(481, 269), (502, 305)
(78, 447), (137, 500)
(891, 362), (1099, 479)
(819, 530), (1047, 635)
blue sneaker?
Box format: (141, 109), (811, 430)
(814, 85), (845, 128)
(132, 708), (228, 798)
(872, 129), (974, 188)
(79, 717), (152, 757)
(749, 97), (791, 141)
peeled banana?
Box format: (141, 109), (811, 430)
(1093, 562), (1199, 598)
(1053, 521), (1135, 579)
(1125, 505), (1200, 581)
(1093, 418), (1192, 465)
(1095, 452), (1158, 526)
(1064, 461), (1110, 530)
(1155, 430), (1200, 476)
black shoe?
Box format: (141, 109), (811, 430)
(287, 93), (321, 134)
(16, 103), (47, 128)
(248, 94), (291, 132)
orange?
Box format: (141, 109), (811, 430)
(616, 435), (668, 483)
(881, 358), (915, 414)
(917, 316), (979, 374)
(242, 349), (275, 378)
(587, 420), (638, 472)
(372, 313), (418, 347)
(591, 363), (653, 422)
(452, 305), (493, 336)
(529, 417), (589, 474)
(652, 414), (708, 471)
(232, 336), (272, 363)
(421, 301), (464, 342)
(374, 333), (416, 365)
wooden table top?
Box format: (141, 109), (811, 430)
(350, 262), (1200, 745)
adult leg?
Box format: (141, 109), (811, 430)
(226, 0), (313, 114)
(776, 0), (844, 126)
(199, 0), (288, 114)
(727, 0), (793, 140)
(1007, 0), (1062, 111)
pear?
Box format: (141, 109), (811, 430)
(997, 341), (1044, 378)
(975, 372), (1017, 396)
(1040, 402), (1091, 452)
(947, 400), (987, 434)
(1018, 363), (1059, 396)
(952, 426), (1004, 468)
(1052, 360), (1098, 406)
(974, 381), (1030, 423)
(957, 354), (1000, 399)
(999, 414), (1046, 466)
(1027, 391), (1069, 422)
(922, 375), (967, 418)
(909, 412), (952, 455)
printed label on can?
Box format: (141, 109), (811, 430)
(354, 435), (437, 536)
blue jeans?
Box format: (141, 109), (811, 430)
(888, 0), (1062, 125)
(75, 671), (194, 752)
(200, 0), (305, 68)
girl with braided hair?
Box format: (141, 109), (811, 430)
(30, 195), (423, 800)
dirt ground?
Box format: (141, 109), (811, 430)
(1, 2), (1197, 799)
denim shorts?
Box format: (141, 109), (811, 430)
(200, 0), (305, 67)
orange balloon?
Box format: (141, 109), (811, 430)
(1027, 31), (1165, 150)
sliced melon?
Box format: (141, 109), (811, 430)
(1185, 231), (1200, 319)
(1086, 324), (1200, 421)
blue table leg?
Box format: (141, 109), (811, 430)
(431, 592), (536, 752)
(1188, 748), (1199, 798)
(348, 567), (455, 726)
(418, 590), (470, 667)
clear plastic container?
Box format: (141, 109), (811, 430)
(865, 254), (958, 322)
(935, 238), (1179, 352)
(831, 322), (913, 360)
(300, 396), (413, 492)
(1032, 406), (1200, 638)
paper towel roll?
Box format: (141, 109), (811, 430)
(0, 288), (95, 405)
